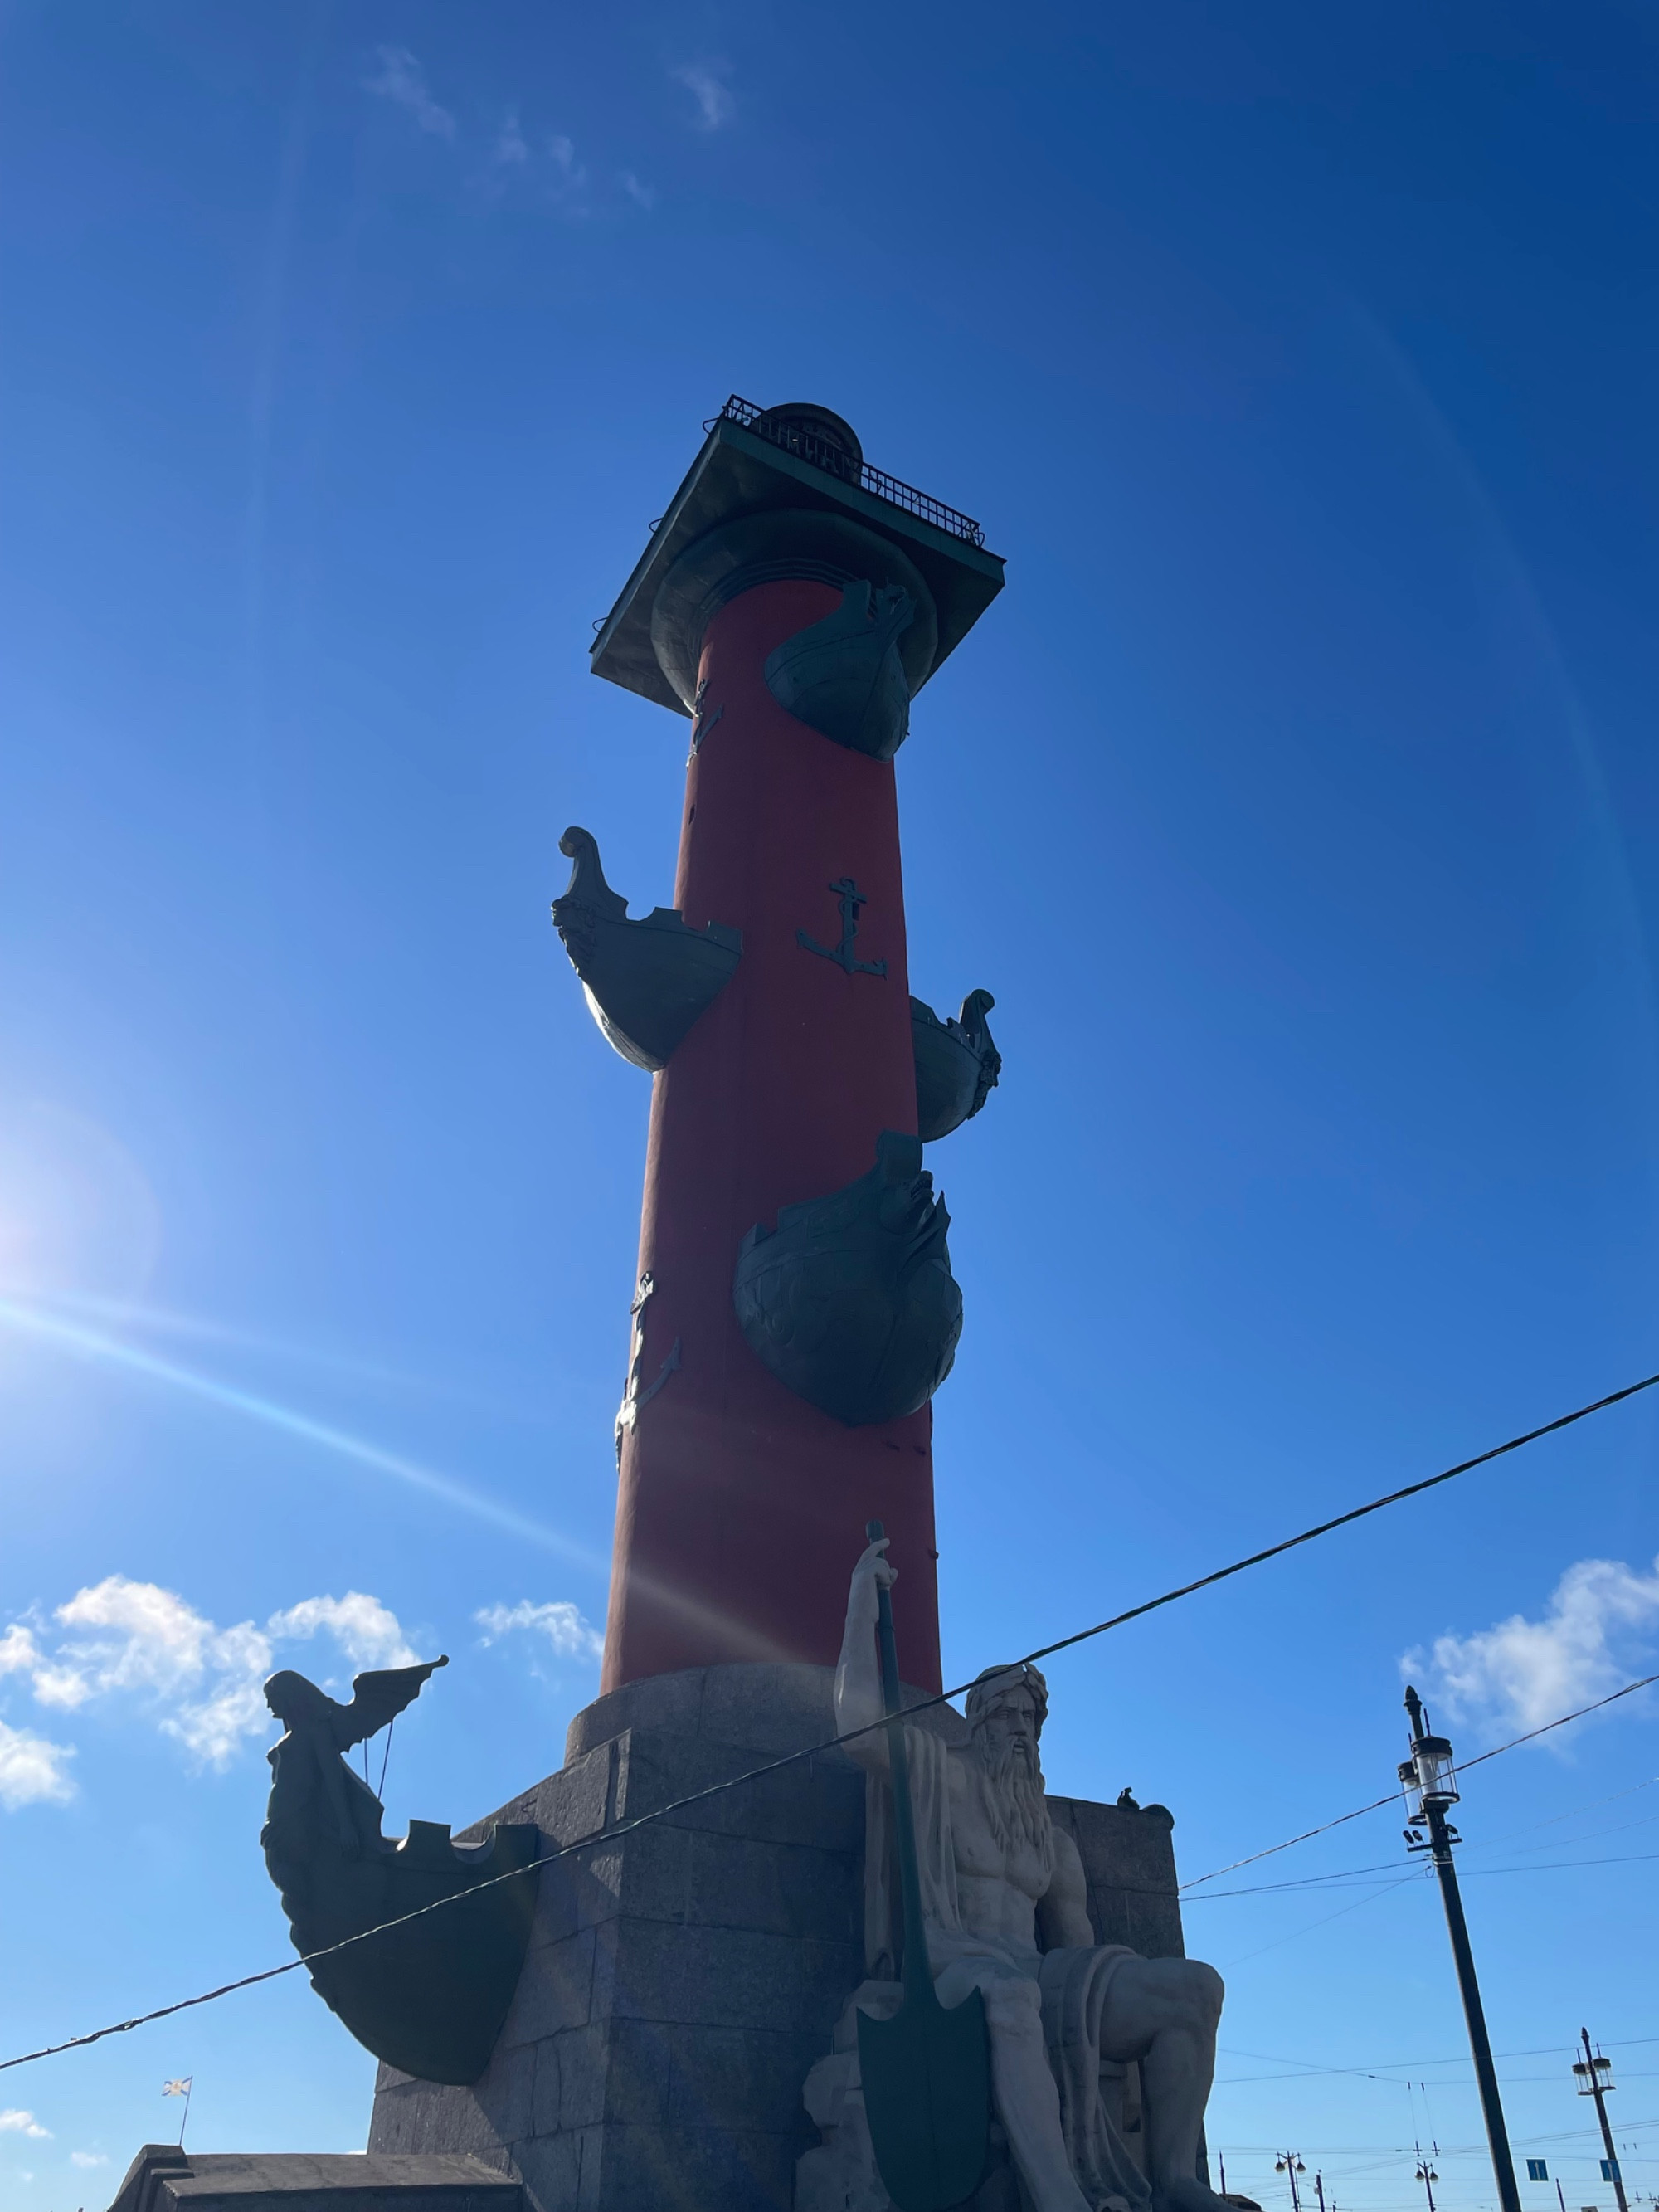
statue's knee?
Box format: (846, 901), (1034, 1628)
(980, 1975), (1044, 2033)
(1183, 1960), (1224, 2023)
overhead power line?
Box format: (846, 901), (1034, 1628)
(4, 1365), (1657, 2078)
(1181, 1670), (1659, 1890)
(1218, 2034), (1659, 2083)
(1190, 1840), (1659, 1901)
(1000, 1367), (1659, 1682)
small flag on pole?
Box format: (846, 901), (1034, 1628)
(163, 2076), (193, 2145)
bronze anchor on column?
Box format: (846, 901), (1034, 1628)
(688, 676), (723, 758)
(615, 1271), (680, 1465)
(797, 877), (888, 977)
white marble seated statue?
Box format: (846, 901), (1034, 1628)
(837, 1537), (1237, 2212)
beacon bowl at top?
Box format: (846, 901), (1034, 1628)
(590, 395), (1005, 719)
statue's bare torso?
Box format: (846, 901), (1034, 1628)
(940, 1751), (1092, 1966)
(835, 1537), (1236, 2212)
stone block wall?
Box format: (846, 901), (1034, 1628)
(369, 1665), (869, 2212)
(1049, 1794), (1184, 1958)
(367, 1664), (1190, 2212)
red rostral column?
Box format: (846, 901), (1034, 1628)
(571, 398), (1004, 1698)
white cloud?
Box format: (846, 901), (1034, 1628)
(358, 62), (608, 220)
(674, 62), (734, 132)
(36, 1577), (275, 1762)
(492, 109), (529, 168)
(267, 1593), (417, 1672)
(0, 1580), (423, 1791)
(0, 1719), (75, 1810)
(71, 2151), (109, 2168)
(47, 1576), (235, 1703)
(365, 46), (456, 140)
(1407, 1552), (1659, 1736)
(474, 114), (590, 215)
(620, 171), (656, 211)
(547, 134), (590, 209)
(0, 2110), (51, 2138)
(476, 1599), (603, 1663)
(164, 1620), (275, 1766)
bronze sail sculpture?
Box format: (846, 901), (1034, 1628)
(260, 1658), (538, 2086)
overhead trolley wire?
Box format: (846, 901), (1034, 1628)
(980, 1364), (1659, 1688)
(1218, 2034), (1659, 2084)
(5, 1363), (1658, 2078)
(1187, 1839), (1659, 1899)
(1180, 1669), (1659, 1890)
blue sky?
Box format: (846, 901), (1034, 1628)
(2, 3), (1657, 2206)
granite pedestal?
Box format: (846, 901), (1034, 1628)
(367, 1664), (1187, 2212)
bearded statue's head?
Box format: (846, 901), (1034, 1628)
(965, 1663), (1053, 1865)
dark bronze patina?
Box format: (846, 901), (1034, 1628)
(614, 1268), (680, 1464)
(732, 1131), (962, 1425)
(764, 579), (917, 761)
(911, 989), (1001, 1142)
(260, 1659), (539, 2087)
(857, 1517), (991, 2211)
(592, 397), (1001, 720)
(551, 826), (741, 1071)
(796, 875), (888, 978)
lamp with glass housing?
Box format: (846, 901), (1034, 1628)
(1574, 2029), (1628, 2212)
(1399, 1730), (1458, 1818)
(1396, 1684), (1520, 2212)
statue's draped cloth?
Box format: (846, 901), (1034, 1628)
(863, 1724), (1153, 2212)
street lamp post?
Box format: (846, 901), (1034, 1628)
(1415, 2147), (1441, 2212)
(1400, 1685), (1524, 2212)
(1574, 2029), (1629, 2212)
(1276, 2153), (1307, 2212)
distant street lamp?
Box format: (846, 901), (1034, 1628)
(1574, 2029), (1629, 2212)
(1276, 2154), (1307, 2212)
(1415, 2148), (1441, 2212)
(1400, 1686), (1524, 2212)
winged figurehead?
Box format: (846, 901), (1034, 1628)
(265, 1657), (449, 1751)
(260, 1657), (448, 1889)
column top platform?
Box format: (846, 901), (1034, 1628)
(590, 396), (1005, 717)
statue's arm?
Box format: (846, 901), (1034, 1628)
(1038, 1821), (1097, 1950)
(834, 1537), (893, 1777)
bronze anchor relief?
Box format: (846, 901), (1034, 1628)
(796, 876), (888, 978)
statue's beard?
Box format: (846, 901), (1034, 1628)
(972, 1727), (1054, 1874)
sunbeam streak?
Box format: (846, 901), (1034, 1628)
(29, 1287), (558, 1419)
(0, 1298), (605, 1572)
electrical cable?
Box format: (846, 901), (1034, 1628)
(4, 1365), (1657, 2077)
(1217, 2035), (1659, 2085)
(0, 1673), (1644, 2072)
(1190, 1835), (1659, 1899)
(1180, 1670), (1659, 1889)
(1215, 1873), (1419, 1972)
(1444, 1775), (1659, 1858)
(1457, 1849), (1659, 1877)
